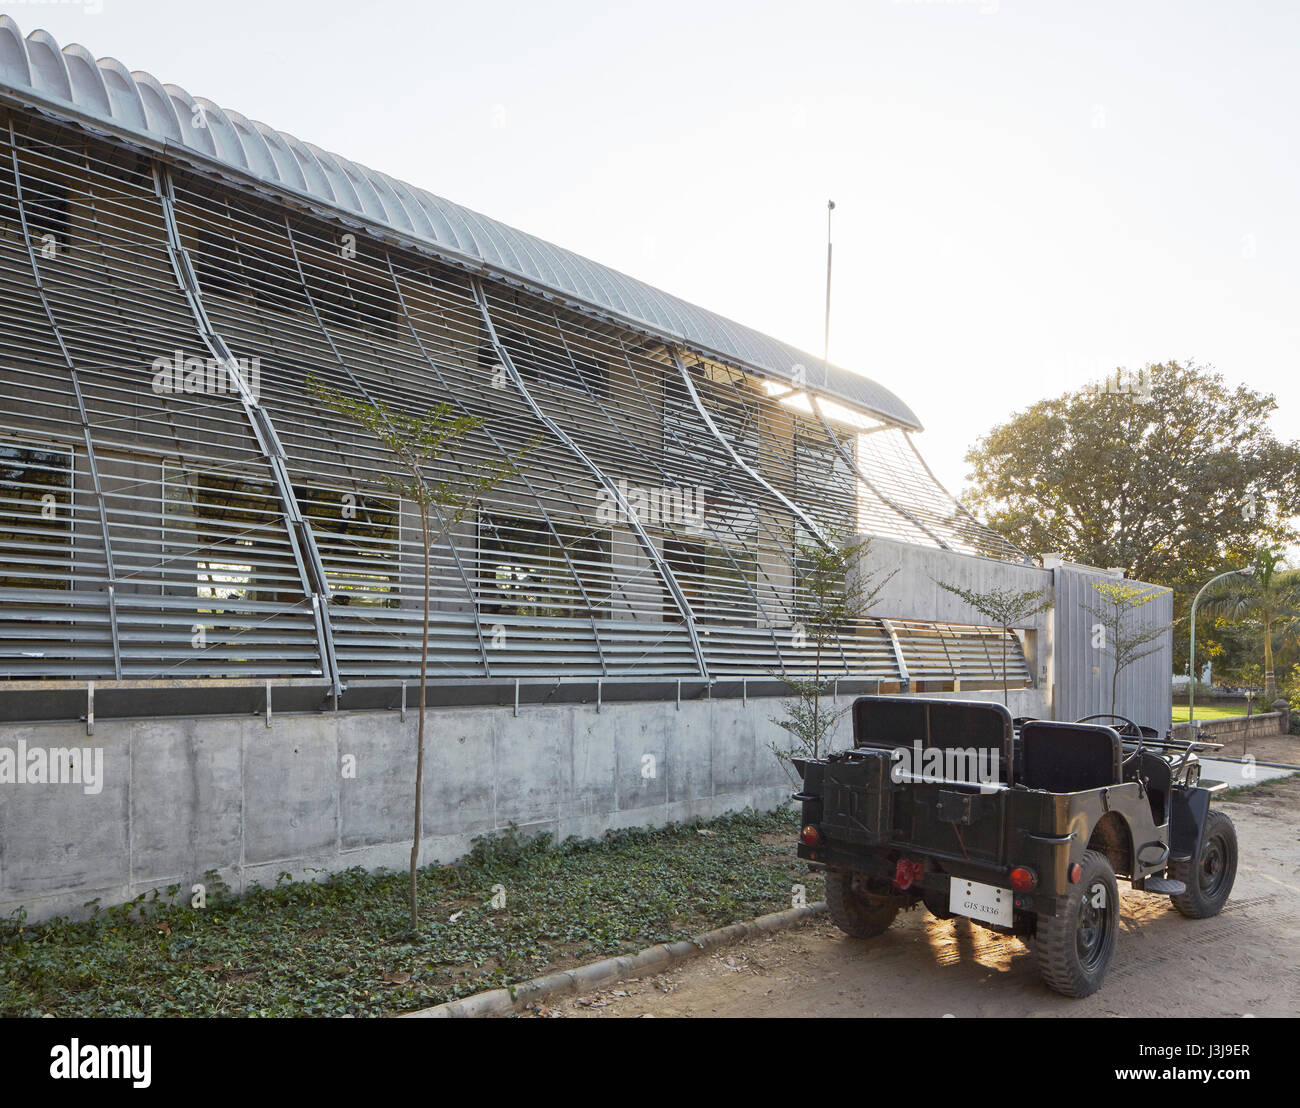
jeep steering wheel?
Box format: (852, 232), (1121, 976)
(1074, 713), (1143, 739)
(1075, 713), (1147, 772)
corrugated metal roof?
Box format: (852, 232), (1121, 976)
(0, 15), (921, 430)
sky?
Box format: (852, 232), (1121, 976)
(7, 0), (1298, 500)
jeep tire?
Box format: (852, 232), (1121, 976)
(825, 869), (899, 938)
(1169, 809), (1237, 919)
(1034, 849), (1119, 998)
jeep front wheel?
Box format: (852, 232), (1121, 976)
(1033, 849), (1119, 998)
(1169, 809), (1237, 918)
(825, 869), (899, 938)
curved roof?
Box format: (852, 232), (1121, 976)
(0, 15), (921, 429)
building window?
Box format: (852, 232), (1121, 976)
(297, 486), (400, 608)
(663, 537), (758, 626)
(480, 323), (608, 398)
(165, 467), (403, 608)
(0, 442), (74, 590)
(477, 513), (610, 619)
(163, 466), (274, 603)
(794, 421), (856, 535)
(662, 369), (759, 470)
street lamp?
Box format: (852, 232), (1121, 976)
(1188, 567), (1255, 728)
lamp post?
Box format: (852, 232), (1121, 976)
(1188, 568), (1255, 728)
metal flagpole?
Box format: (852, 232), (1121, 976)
(824, 199), (835, 378)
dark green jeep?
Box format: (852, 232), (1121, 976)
(794, 696), (1237, 997)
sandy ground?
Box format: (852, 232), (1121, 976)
(1204, 732), (1299, 767)
(524, 774), (1300, 1018)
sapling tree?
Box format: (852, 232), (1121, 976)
(308, 376), (533, 930)
(770, 531), (893, 773)
(1085, 580), (1171, 717)
(932, 582), (1054, 705)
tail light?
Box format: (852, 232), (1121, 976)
(1009, 866), (1037, 891)
(801, 825), (823, 847)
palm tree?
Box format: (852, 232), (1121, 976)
(1200, 547), (1300, 698)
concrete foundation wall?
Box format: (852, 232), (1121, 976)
(0, 684), (1053, 923)
(0, 694), (817, 923)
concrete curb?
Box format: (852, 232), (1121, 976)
(1207, 758), (1300, 770)
(398, 901), (828, 1018)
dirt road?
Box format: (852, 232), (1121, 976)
(527, 775), (1300, 1018)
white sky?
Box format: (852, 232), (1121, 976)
(11, 0), (1298, 499)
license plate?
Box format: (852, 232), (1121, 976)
(949, 877), (1013, 927)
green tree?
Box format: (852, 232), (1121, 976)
(932, 582), (1054, 704)
(1085, 580), (1171, 717)
(964, 362), (1300, 661)
(308, 377), (533, 930)
(1199, 546), (1300, 697)
(770, 532), (893, 771)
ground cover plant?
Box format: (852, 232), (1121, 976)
(0, 807), (817, 1018)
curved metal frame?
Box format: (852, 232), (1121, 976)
(471, 277), (710, 679)
(7, 118), (122, 678)
(152, 162), (342, 694)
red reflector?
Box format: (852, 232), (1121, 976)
(894, 858), (925, 890)
(1009, 866), (1036, 891)
(801, 825), (823, 846)
(1068, 862), (1083, 884)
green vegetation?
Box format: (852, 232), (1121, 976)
(306, 376), (533, 929)
(1199, 547), (1300, 697)
(963, 361), (1300, 676)
(1171, 705), (1244, 723)
(770, 530), (892, 769)
(0, 807), (815, 1018)
(1085, 580), (1171, 716)
(1215, 771), (1299, 804)
(932, 581), (1053, 704)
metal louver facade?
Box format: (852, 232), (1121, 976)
(0, 21), (1031, 704)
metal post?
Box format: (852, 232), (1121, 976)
(152, 164), (342, 696)
(1189, 568), (1254, 728)
(472, 278), (709, 680)
(824, 200), (834, 376)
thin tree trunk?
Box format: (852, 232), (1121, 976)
(1001, 627), (1008, 707)
(812, 628), (823, 759)
(1263, 616), (1276, 697)
(410, 501), (431, 931)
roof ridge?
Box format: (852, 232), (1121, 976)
(0, 14), (921, 430)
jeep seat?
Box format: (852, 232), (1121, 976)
(1019, 721), (1123, 793)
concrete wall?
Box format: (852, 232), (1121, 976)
(857, 535), (1054, 713)
(0, 693), (810, 923)
(1, 681), (1067, 924)
(1171, 712), (1287, 742)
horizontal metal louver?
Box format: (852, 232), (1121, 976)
(0, 106), (1032, 694)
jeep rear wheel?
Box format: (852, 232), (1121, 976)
(825, 870), (899, 938)
(1169, 809), (1237, 918)
(1033, 849), (1119, 998)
